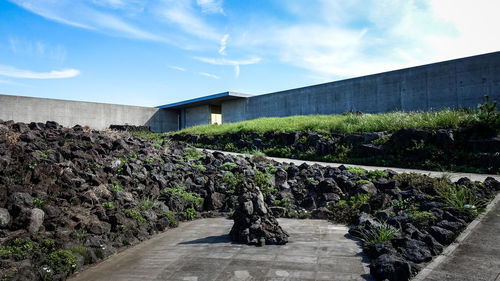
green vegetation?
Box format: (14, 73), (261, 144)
(356, 179), (371, 185)
(355, 222), (400, 248)
(110, 182), (124, 191)
(367, 170), (388, 179)
(71, 245), (90, 265)
(346, 166), (367, 175)
(191, 163), (207, 172)
(185, 208), (197, 220)
(306, 177), (319, 185)
(162, 186), (204, 208)
(140, 197), (156, 211)
(44, 250), (78, 275)
(273, 198), (291, 208)
(475, 95), (500, 135)
(124, 209), (145, 225)
(390, 198), (419, 214)
(102, 202), (115, 210)
(36, 149), (56, 159)
(163, 211), (178, 227)
(175, 109), (476, 135)
(328, 194), (371, 224)
(222, 171), (244, 194)
(184, 147), (205, 161)
(220, 162), (237, 171)
(254, 170), (277, 197)
(298, 211), (310, 219)
(434, 180), (481, 215)
(0, 237), (55, 261)
(33, 196), (47, 208)
(412, 211), (436, 227)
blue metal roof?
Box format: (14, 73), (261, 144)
(156, 91), (252, 109)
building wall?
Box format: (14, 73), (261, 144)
(184, 105), (210, 128)
(226, 51), (500, 122)
(0, 94), (178, 132)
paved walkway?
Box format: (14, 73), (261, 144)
(415, 193), (500, 281)
(201, 149), (500, 182)
(69, 218), (373, 281)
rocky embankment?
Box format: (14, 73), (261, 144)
(0, 120), (499, 281)
(171, 127), (500, 174)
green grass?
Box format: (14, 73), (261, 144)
(162, 186), (204, 208)
(174, 110), (477, 135)
(355, 222), (400, 248)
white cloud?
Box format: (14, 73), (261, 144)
(195, 57), (261, 77)
(199, 72), (219, 79)
(0, 65), (80, 79)
(169, 65), (186, 72)
(196, 0), (224, 14)
(218, 34), (229, 55)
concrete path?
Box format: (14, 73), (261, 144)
(201, 149), (500, 182)
(69, 218), (373, 281)
(414, 193), (500, 281)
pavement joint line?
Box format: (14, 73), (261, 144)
(412, 191), (500, 281)
(198, 148), (500, 182)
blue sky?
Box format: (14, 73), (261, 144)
(0, 0), (499, 107)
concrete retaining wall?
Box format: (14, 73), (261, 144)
(0, 94), (177, 132)
(223, 52), (500, 122)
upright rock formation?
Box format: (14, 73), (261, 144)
(230, 182), (288, 246)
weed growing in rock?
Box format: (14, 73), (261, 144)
(162, 186), (203, 208)
(185, 208), (196, 220)
(222, 171), (244, 194)
(110, 182), (124, 191)
(71, 246), (90, 265)
(220, 162), (237, 171)
(306, 177), (319, 185)
(102, 202), (115, 210)
(328, 194), (371, 224)
(367, 170), (387, 179)
(191, 163), (206, 172)
(163, 211), (178, 227)
(140, 197), (156, 211)
(184, 147), (205, 161)
(273, 198), (291, 208)
(412, 211), (436, 227)
(346, 166), (367, 175)
(124, 209), (145, 225)
(434, 181), (481, 215)
(355, 222), (400, 248)
(357, 179), (371, 185)
(33, 197), (47, 208)
(254, 170), (277, 197)
(44, 250), (78, 275)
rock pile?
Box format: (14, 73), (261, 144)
(230, 182), (288, 246)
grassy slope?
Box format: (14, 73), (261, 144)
(175, 110), (477, 135)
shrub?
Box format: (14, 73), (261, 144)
(220, 162), (237, 171)
(163, 211), (178, 227)
(476, 95), (500, 135)
(45, 250), (78, 274)
(346, 166), (367, 175)
(185, 208), (196, 220)
(328, 194), (371, 224)
(434, 181), (481, 215)
(273, 198), (291, 208)
(412, 211), (436, 227)
(71, 245), (90, 265)
(124, 209), (145, 225)
(254, 170), (277, 197)
(298, 211), (310, 219)
(162, 186), (204, 208)
(110, 182), (124, 191)
(192, 163), (207, 172)
(102, 202), (115, 210)
(357, 179), (371, 185)
(367, 170), (388, 179)
(355, 222), (400, 248)
(222, 171), (244, 194)
(140, 197), (156, 211)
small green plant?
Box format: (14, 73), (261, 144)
(140, 197), (156, 211)
(163, 211), (179, 227)
(288, 210), (298, 218)
(125, 209), (145, 225)
(371, 133), (392, 145)
(222, 171), (244, 194)
(476, 95), (499, 135)
(273, 198), (291, 208)
(45, 250), (78, 274)
(33, 197), (47, 208)
(390, 198), (419, 214)
(298, 211), (310, 219)
(434, 180), (481, 215)
(265, 164), (277, 174)
(192, 163), (207, 172)
(223, 143), (237, 152)
(93, 162), (104, 169)
(102, 202), (115, 210)
(71, 245), (90, 265)
(254, 170), (277, 197)
(328, 193), (371, 224)
(357, 179), (371, 185)
(185, 208), (197, 220)
(184, 147), (205, 161)
(355, 222), (400, 248)
(412, 211), (436, 227)
(36, 149), (55, 159)
(306, 177), (319, 185)
(162, 186), (204, 208)
(71, 230), (87, 239)
(346, 166), (367, 175)
(110, 182), (124, 191)
(221, 162), (237, 171)
(116, 225), (128, 233)
(367, 170), (387, 179)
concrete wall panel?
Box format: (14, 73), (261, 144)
(185, 105), (210, 127)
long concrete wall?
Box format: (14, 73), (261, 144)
(223, 52), (500, 122)
(0, 94), (178, 132)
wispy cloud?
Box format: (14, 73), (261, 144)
(218, 34), (229, 55)
(199, 72), (219, 79)
(169, 65), (186, 72)
(196, 0), (225, 14)
(7, 37), (67, 62)
(0, 65), (80, 79)
(195, 57), (261, 77)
